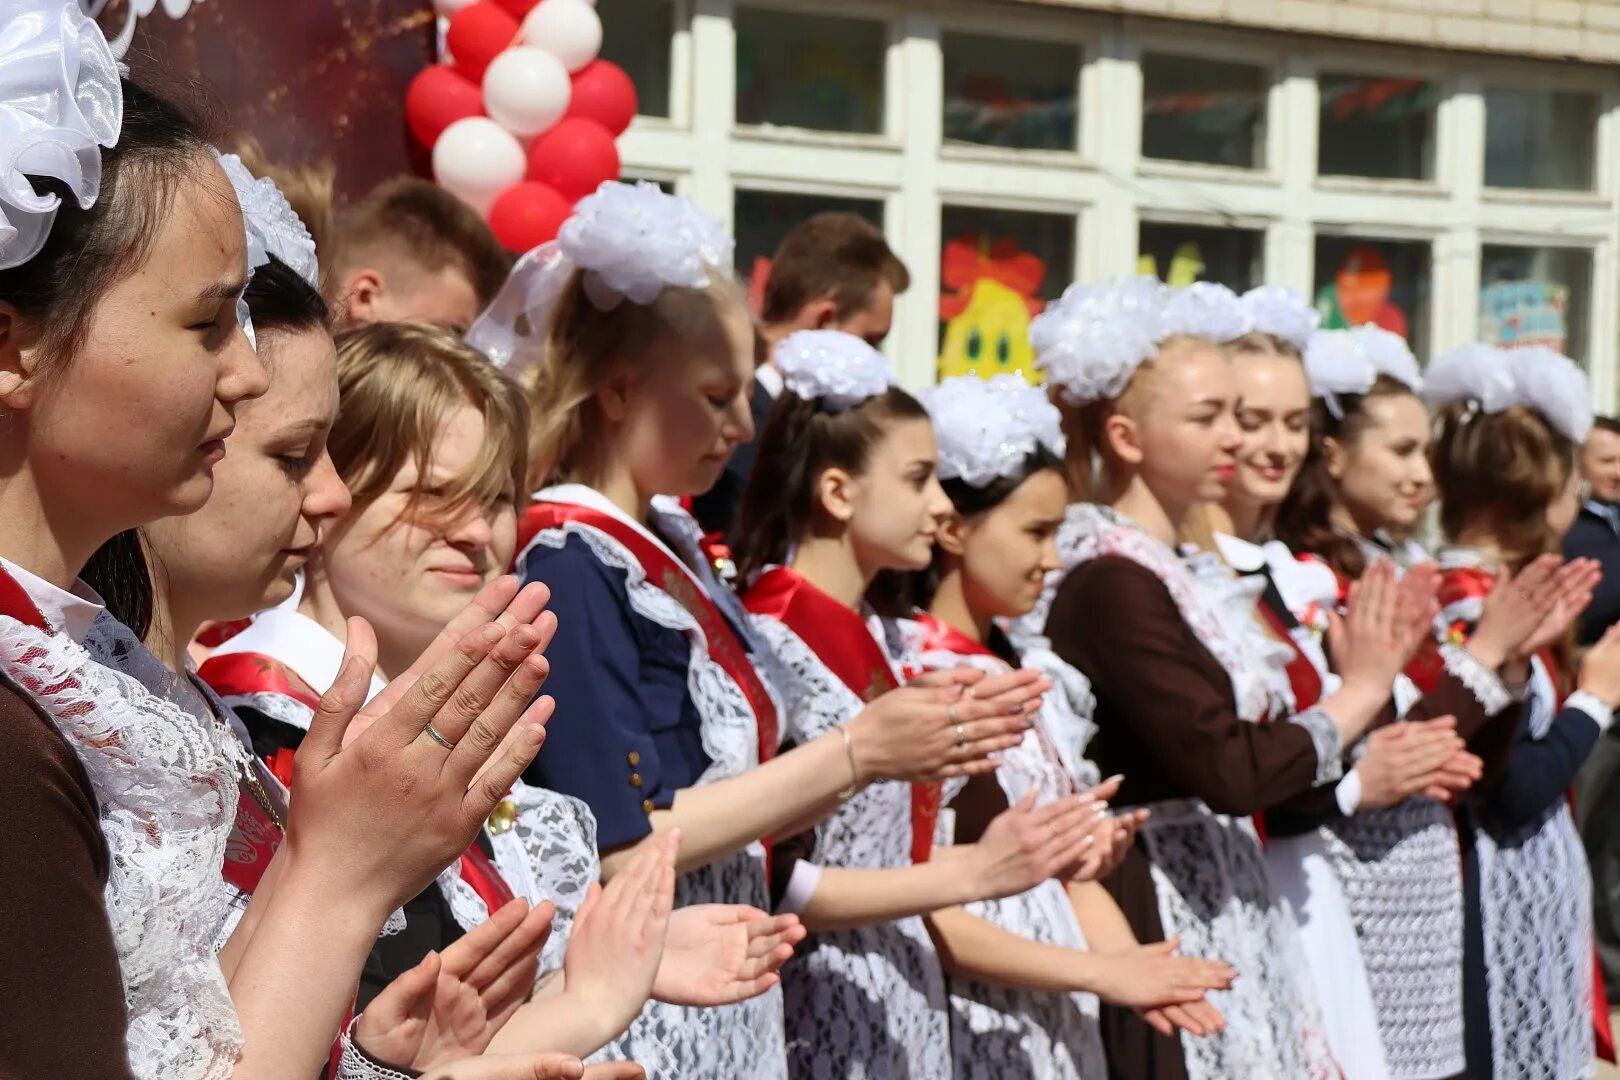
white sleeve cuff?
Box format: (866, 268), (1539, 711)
(332, 1017), (414, 1080)
(1565, 691), (1616, 732)
(1288, 706), (1344, 786)
(1335, 769), (1363, 815)
(777, 860), (824, 916)
(1441, 644), (1514, 715)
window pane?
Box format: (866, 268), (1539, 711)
(1318, 75), (1438, 180)
(1138, 222), (1262, 291)
(1485, 88), (1598, 191)
(1480, 245), (1592, 363)
(736, 9), (886, 134)
(1313, 237), (1431, 360)
(1141, 53), (1267, 169)
(942, 32), (1079, 151)
(597, 0), (673, 119)
(734, 190), (885, 312)
(938, 206), (1074, 383)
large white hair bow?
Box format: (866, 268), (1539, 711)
(776, 329), (894, 412)
(1426, 341), (1592, 443)
(1303, 324), (1422, 419)
(1241, 285), (1319, 351)
(215, 152), (319, 348)
(1163, 281), (1251, 344)
(466, 181), (734, 372)
(1030, 275), (1170, 405)
(0, 0), (122, 271)
(921, 373), (1065, 488)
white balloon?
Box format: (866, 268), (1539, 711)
(432, 117), (526, 216)
(433, 0), (477, 15)
(522, 0), (602, 73)
(482, 46), (573, 138)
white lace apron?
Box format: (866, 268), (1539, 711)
(0, 611), (248, 1080)
(521, 487), (787, 1080)
(1059, 506), (1341, 1080)
(749, 613), (950, 1080)
(912, 639), (1107, 1080)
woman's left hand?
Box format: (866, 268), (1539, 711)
(651, 905), (807, 1006)
(357, 896), (555, 1071)
(1515, 558), (1601, 661)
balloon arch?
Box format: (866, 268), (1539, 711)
(409, 0), (637, 252)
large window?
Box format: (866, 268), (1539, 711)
(734, 190), (885, 311)
(1141, 53), (1268, 169)
(1138, 222), (1262, 292)
(942, 32), (1080, 152)
(1313, 236), (1431, 359)
(735, 9), (887, 134)
(937, 206), (1073, 382)
(1480, 245), (1592, 363)
(597, 0), (674, 119)
(1318, 74), (1438, 181)
(1484, 87), (1599, 191)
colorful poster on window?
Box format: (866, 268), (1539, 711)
(1315, 244), (1410, 340)
(1478, 280), (1568, 353)
(937, 234), (1047, 384)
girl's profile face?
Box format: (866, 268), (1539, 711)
(10, 156), (269, 540)
(1129, 345), (1243, 513)
(952, 468), (1068, 621)
(1231, 350), (1311, 512)
(618, 298), (756, 501)
(842, 417), (952, 573)
(1328, 392), (1434, 533)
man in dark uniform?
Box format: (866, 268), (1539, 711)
(692, 213), (910, 539)
(1570, 417), (1620, 1004)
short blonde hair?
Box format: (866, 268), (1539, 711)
(525, 268), (746, 486)
(332, 322), (528, 525)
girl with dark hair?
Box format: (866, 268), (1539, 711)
(907, 374), (1237, 1080)
(470, 183), (1040, 1078)
(1273, 325), (1583, 1080)
(0, 12), (557, 1076)
(1419, 344), (1620, 1079)
(735, 334), (1109, 1080)
(1017, 278), (1439, 1080)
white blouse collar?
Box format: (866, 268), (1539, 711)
(0, 556), (104, 644)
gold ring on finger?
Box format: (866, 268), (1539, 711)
(947, 702), (960, 724)
(954, 723), (967, 748)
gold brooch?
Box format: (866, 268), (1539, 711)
(487, 799), (519, 835)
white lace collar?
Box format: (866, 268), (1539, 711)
(211, 603), (386, 703)
(0, 555), (104, 643)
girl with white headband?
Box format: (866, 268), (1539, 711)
(907, 372), (1238, 1080)
(471, 183), (1043, 1078)
(729, 333), (1115, 1079)
(0, 6), (567, 1078)
(1421, 343), (1620, 1079)
(1272, 325), (1584, 1080)
(1018, 276), (1437, 1080)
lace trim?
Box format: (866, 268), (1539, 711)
(1439, 643), (1512, 715)
(332, 1020), (413, 1080)
(220, 688), (313, 732)
(1288, 707), (1344, 787)
(8, 613), (247, 1079)
(524, 518), (772, 783)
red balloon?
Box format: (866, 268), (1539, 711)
(526, 118), (620, 203)
(446, 2), (520, 83)
(405, 65), (485, 148)
(488, 182), (574, 252)
(566, 60), (638, 138)
(492, 0), (542, 15)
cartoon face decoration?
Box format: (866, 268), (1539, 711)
(937, 234), (1046, 385)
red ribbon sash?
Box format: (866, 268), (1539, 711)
(199, 651), (325, 712)
(744, 568), (942, 862)
(523, 503), (780, 762)
(1255, 602), (1326, 712)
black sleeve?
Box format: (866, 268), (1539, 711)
(1481, 706), (1602, 830)
(0, 680), (134, 1079)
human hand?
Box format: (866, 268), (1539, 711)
(1327, 562), (1410, 692)
(1090, 937), (1235, 1012)
(964, 792), (1102, 902)
(1517, 559), (1601, 661)
(652, 906), (806, 1006)
(420, 1056), (647, 1080)
(358, 897), (555, 1070)
(1139, 999), (1228, 1039)
(1579, 622), (1620, 708)
(559, 831), (680, 1045)
(1353, 716), (1468, 810)
(285, 612), (556, 916)
(848, 669), (1046, 783)
(1467, 555), (1565, 669)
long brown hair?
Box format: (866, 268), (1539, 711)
(1432, 403), (1576, 568)
(1273, 375), (1423, 580)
